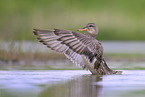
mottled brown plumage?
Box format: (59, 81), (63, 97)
(33, 23), (122, 75)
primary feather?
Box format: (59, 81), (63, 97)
(33, 28), (102, 69)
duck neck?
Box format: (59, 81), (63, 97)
(87, 27), (98, 38)
(87, 33), (97, 38)
(87, 30), (98, 38)
(91, 32), (98, 38)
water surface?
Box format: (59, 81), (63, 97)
(1, 70), (145, 97)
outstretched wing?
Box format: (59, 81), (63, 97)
(33, 29), (103, 69)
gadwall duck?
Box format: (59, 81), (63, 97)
(33, 23), (122, 75)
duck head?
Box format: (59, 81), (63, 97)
(78, 23), (98, 37)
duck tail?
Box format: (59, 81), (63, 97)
(92, 58), (122, 75)
(102, 58), (122, 75)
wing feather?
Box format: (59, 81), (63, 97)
(33, 29), (103, 69)
(33, 29), (86, 69)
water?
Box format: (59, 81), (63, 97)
(1, 41), (145, 54)
(0, 41), (145, 97)
(1, 70), (145, 97)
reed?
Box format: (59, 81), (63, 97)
(1, 48), (145, 65)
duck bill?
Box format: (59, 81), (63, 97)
(78, 27), (87, 31)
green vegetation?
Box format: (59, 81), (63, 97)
(0, 0), (145, 41)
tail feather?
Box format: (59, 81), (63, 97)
(91, 58), (122, 75)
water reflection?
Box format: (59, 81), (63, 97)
(1, 70), (145, 97)
(39, 75), (103, 97)
(0, 70), (103, 97)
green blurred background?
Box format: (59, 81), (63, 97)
(0, 0), (145, 41)
(1, 1), (145, 97)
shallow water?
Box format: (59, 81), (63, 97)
(1, 70), (145, 97)
(1, 41), (145, 97)
(1, 41), (145, 54)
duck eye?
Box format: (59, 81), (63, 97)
(89, 25), (94, 27)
